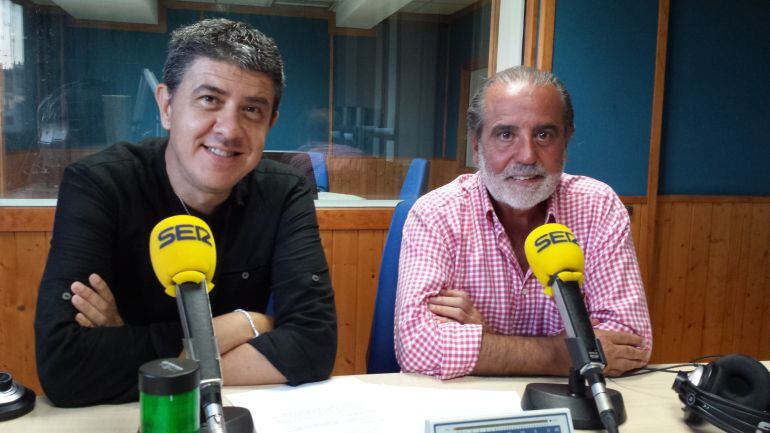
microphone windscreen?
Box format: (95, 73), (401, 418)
(149, 215), (216, 297)
(524, 223), (585, 291)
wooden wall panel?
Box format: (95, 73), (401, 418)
(0, 232), (48, 394)
(647, 200), (770, 363)
(329, 231), (358, 375)
(1, 197), (769, 396)
(354, 230), (384, 373)
(740, 204), (770, 355)
(326, 156), (471, 198)
(0, 208), (391, 394)
(722, 204), (753, 354)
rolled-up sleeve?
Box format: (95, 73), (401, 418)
(583, 194), (653, 351)
(248, 175), (337, 385)
(35, 165), (183, 407)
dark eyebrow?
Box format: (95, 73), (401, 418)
(244, 96), (270, 107)
(192, 84), (227, 96)
(192, 84), (270, 107)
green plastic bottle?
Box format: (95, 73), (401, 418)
(139, 358), (200, 433)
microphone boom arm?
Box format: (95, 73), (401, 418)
(176, 281), (226, 433)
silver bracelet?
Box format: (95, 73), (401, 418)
(234, 309), (259, 338)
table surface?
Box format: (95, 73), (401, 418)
(4, 364), (750, 433)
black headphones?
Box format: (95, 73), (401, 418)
(672, 354), (770, 433)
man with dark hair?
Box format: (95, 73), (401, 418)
(35, 18), (337, 407)
(394, 66), (651, 379)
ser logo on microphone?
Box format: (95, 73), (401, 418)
(157, 224), (212, 249)
(533, 230), (579, 253)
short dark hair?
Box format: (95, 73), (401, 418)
(466, 66), (574, 143)
(162, 18), (285, 115)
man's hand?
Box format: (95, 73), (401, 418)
(71, 273), (124, 327)
(428, 289), (489, 333)
(594, 328), (650, 376)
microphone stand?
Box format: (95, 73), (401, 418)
(521, 277), (626, 432)
(176, 281), (255, 433)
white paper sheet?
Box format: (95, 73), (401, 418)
(227, 376), (521, 433)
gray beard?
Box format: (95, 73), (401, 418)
(478, 150), (562, 210)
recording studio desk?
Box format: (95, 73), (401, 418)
(6, 363), (758, 433)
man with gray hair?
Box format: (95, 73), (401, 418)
(35, 19), (336, 407)
(394, 66), (651, 379)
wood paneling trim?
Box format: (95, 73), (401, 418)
(328, 26), (377, 37)
(488, 0), (501, 73)
(0, 208), (55, 232)
(316, 208), (394, 230)
(643, 0), (670, 290)
(659, 195), (770, 203)
(620, 196), (647, 204)
(0, 207), (393, 232)
(523, 0), (538, 67)
(535, 0), (555, 71)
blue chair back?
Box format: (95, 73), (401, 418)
(367, 198), (417, 373)
(399, 158), (430, 201)
(308, 151), (329, 192)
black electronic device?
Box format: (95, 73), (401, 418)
(672, 354), (770, 433)
(0, 372), (36, 421)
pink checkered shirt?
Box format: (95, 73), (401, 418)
(394, 172), (652, 379)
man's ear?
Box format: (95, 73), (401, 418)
(269, 110), (280, 129)
(471, 135), (480, 166)
(155, 84), (172, 130)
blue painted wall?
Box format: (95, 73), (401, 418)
(660, 0), (770, 195)
(552, 0), (658, 196)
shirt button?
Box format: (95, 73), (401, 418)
(61, 292), (72, 301)
(521, 288), (528, 296)
(311, 274), (320, 282)
(241, 272), (250, 280)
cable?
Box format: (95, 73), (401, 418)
(616, 354), (725, 378)
(600, 410), (620, 433)
(617, 363), (699, 377)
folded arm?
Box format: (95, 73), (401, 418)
(35, 166), (184, 407)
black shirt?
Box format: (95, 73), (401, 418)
(34, 138), (337, 407)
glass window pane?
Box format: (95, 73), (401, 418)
(0, 0), (491, 203)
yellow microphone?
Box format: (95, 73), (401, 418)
(149, 215), (216, 297)
(149, 215), (228, 433)
(522, 223), (621, 432)
(524, 223), (584, 296)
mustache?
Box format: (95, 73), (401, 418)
(498, 164), (548, 178)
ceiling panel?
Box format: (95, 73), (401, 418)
(184, 0), (274, 6)
(33, 0), (479, 27)
(51, 0), (159, 24)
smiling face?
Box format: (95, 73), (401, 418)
(155, 57), (279, 212)
(473, 81), (571, 211)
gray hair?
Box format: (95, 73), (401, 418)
(466, 66), (574, 143)
(162, 18), (285, 115)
